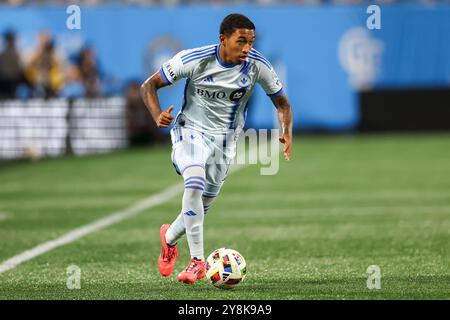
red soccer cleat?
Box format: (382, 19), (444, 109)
(178, 258), (206, 284)
(158, 224), (179, 277)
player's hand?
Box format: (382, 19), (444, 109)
(279, 134), (292, 161)
(157, 105), (174, 128)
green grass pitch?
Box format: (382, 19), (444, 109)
(0, 133), (449, 299)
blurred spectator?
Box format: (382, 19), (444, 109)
(75, 46), (103, 98)
(125, 80), (167, 145)
(25, 31), (64, 98)
(0, 30), (25, 99)
(61, 63), (85, 99)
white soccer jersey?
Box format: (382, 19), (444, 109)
(160, 44), (283, 135)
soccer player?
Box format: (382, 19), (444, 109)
(140, 13), (293, 284)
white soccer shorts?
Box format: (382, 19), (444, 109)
(170, 126), (236, 198)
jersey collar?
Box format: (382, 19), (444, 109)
(215, 44), (238, 68)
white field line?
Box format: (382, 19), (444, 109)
(0, 141), (268, 274)
(0, 183), (183, 274)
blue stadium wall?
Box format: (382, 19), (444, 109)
(0, 4), (449, 131)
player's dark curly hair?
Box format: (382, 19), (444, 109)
(220, 14), (255, 37)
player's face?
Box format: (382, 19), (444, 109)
(221, 29), (255, 64)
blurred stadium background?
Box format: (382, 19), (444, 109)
(0, 1), (449, 299)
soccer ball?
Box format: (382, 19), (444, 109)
(205, 248), (247, 290)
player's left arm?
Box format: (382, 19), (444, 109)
(255, 56), (293, 161)
(270, 92), (293, 161)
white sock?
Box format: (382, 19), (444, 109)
(165, 213), (185, 246)
(181, 166), (206, 260)
(165, 195), (217, 246)
(202, 195), (216, 214)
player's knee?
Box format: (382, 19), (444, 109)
(183, 166), (205, 197)
(182, 165), (205, 178)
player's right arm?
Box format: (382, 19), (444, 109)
(140, 48), (200, 128)
(140, 71), (174, 128)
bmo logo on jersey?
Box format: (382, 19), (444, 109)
(229, 88), (247, 101)
(196, 88), (247, 101)
(196, 88), (227, 99)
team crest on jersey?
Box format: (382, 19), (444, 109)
(238, 74), (250, 88)
(229, 88), (247, 101)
